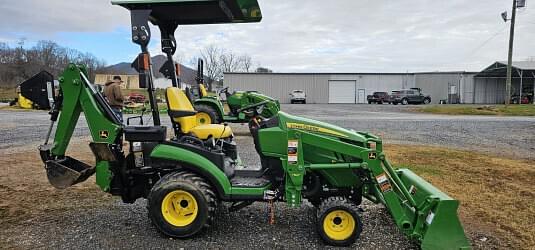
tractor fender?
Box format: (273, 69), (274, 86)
(194, 98), (225, 118)
(150, 144), (232, 198)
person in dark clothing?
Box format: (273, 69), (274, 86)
(104, 76), (125, 123)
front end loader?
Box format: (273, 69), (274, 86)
(37, 0), (470, 249)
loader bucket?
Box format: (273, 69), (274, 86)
(396, 169), (471, 250)
(45, 157), (95, 189)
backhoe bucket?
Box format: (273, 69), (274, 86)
(45, 157), (95, 189)
(396, 169), (470, 250)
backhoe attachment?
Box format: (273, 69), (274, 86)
(39, 64), (122, 190)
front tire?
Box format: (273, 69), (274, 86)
(317, 197), (362, 247)
(194, 104), (221, 124)
(401, 98), (409, 105)
(423, 98), (431, 104)
(148, 171), (217, 238)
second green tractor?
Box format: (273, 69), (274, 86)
(190, 59), (279, 125)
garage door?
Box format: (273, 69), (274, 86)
(329, 80), (356, 103)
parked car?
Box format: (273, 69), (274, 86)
(511, 94), (533, 104)
(511, 87), (533, 104)
(390, 88), (431, 105)
(367, 92), (390, 104)
(290, 90), (306, 104)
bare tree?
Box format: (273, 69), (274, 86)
(0, 40), (107, 88)
(200, 44), (223, 91)
(220, 50), (246, 73)
(198, 44), (259, 90)
(241, 55), (252, 72)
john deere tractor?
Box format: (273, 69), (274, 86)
(190, 58), (279, 125)
(37, 1), (470, 248)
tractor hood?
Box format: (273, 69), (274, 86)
(236, 90), (275, 101)
(279, 112), (368, 143)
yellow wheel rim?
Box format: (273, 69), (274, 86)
(161, 190), (199, 227)
(196, 112), (212, 125)
(322, 210), (356, 241)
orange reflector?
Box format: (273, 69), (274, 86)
(139, 53), (149, 71)
(175, 63), (181, 76)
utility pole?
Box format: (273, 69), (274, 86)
(505, 0), (517, 105)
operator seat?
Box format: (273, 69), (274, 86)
(166, 87), (232, 140)
(198, 84), (208, 97)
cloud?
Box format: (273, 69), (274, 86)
(0, 0), (534, 72)
(0, 0), (128, 34)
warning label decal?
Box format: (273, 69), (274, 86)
(376, 173), (392, 193)
(288, 140), (298, 164)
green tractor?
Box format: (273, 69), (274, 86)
(190, 58), (279, 125)
(37, 0), (470, 249)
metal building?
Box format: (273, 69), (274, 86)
(224, 72), (476, 104)
(473, 61), (535, 104)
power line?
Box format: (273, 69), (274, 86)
(464, 25), (508, 58)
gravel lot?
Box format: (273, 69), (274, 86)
(2, 104), (534, 159)
(1, 104), (533, 249)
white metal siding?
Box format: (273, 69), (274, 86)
(224, 72), (482, 104)
(328, 80), (356, 103)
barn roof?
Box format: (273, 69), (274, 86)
(475, 61), (535, 78)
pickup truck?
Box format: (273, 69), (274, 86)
(367, 92), (390, 104)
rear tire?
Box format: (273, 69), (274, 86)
(194, 104), (221, 124)
(401, 98), (409, 105)
(317, 197), (362, 246)
(148, 171), (217, 238)
(423, 98), (431, 105)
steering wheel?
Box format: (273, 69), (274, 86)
(219, 86), (229, 94)
(237, 100), (270, 117)
(218, 87), (230, 98)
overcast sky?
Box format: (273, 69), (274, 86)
(1, 0), (534, 72)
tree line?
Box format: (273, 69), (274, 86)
(0, 40), (106, 88)
(0, 40), (271, 92)
(198, 44), (271, 91)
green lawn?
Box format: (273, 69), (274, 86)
(418, 104), (535, 116)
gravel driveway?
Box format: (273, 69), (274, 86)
(283, 104), (535, 160)
(2, 104), (533, 158)
(1, 104), (532, 249)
